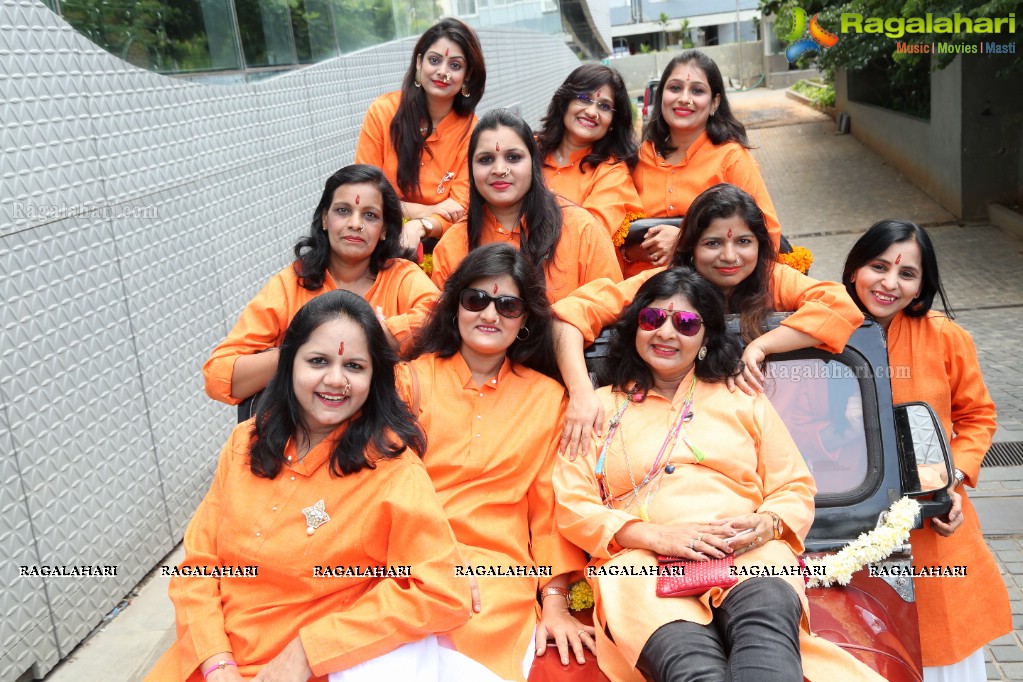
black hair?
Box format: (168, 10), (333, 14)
(467, 109), (565, 276)
(391, 18), (486, 198)
(643, 49), (750, 157)
(293, 164), (409, 291)
(671, 183), (776, 343)
(596, 267), (743, 398)
(842, 219), (953, 318)
(536, 63), (638, 172)
(249, 290), (426, 478)
(407, 243), (560, 381)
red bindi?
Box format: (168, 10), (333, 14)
(445, 48), (449, 56)
(894, 253), (902, 265)
(495, 142), (500, 152)
(337, 340), (344, 356)
(667, 302), (674, 312)
(355, 194), (360, 205)
(492, 283), (499, 294)
(726, 227), (732, 238)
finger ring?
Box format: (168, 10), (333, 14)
(755, 534), (762, 544)
(578, 629), (586, 638)
(696, 533), (703, 543)
(688, 539), (696, 550)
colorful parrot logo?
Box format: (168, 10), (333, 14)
(784, 7), (840, 62)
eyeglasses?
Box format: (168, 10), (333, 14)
(459, 288), (527, 319)
(574, 92), (615, 115)
(637, 308), (703, 336)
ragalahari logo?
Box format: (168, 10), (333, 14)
(784, 7), (840, 62)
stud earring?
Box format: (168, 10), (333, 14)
(697, 346), (707, 361)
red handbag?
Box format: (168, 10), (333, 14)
(655, 554), (737, 598)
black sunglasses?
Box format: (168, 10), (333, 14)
(637, 307), (703, 336)
(459, 288), (526, 319)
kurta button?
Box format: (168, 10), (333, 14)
(476, 433), (481, 437)
(290, 476), (296, 481)
(491, 379), (497, 384)
(476, 415), (482, 419)
(668, 188), (672, 193)
(669, 205), (674, 210)
(272, 506), (278, 511)
(255, 532), (261, 537)
(479, 392), (484, 397)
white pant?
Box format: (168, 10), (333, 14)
(328, 635), (513, 682)
(922, 647), (986, 682)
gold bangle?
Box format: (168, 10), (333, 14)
(763, 511), (783, 540)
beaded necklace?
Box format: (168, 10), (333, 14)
(594, 374), (706, 521)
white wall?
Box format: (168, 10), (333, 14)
(0, 2), (580, 679)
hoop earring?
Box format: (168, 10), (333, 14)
(516, 326), (530, 341)
(697, 346), (707, 361)
(414, 74), (422, 88)
(461, 83), (470, 98)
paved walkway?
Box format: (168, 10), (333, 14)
(42, 87), (1023, 681)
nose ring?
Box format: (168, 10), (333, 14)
(500, 168), (511, 178)
(443, 73), (451, 83)
(341, 379), (352, 397)
(734, 258), (740, 266)
(688, 97), (694, 107)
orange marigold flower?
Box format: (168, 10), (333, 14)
(420, 254), (434, 276)
(615, 212), (646, 248)
(777, 245), (813, 275)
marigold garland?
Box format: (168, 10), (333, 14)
(568, 579), (594, 611)
(420, 254), (433, 276)
(804, 497), (920, 588)
(615, 212), (646, 248)
(777, 245), (814, 275)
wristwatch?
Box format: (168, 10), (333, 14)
(953, 468), (965, 488)
(540, 585), (569, 601)
(763, 511), (783, 541)
(420, 217), (436, 239)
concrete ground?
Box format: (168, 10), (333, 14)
(41, 87), (1023, 681)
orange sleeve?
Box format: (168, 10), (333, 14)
(526, 396), (589, 586)
(167, 426), (246, 672)
(377, 261), (439, 346)
(752, 394), (817, 553)
(354, 96), (388, 169)
(771, 265), (864, 353)
(552, 267), (664, 344)
(577, 161), (645, 243)
(429, 223), (467, 292)
(553, 392), (639, 559)
(203, 270), (293, 405)
(567, 206), (624, 287)
(722, 147), (781, 251)
(943, 321), (996, 487)
(299, 459), (470, 674)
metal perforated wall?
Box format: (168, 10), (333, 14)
(0, 1), (580, 677)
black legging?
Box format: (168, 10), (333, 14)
(636, 578), (803, 682)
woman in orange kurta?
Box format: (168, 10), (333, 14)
(407, 243), (591, 681)
(431, 109), (622, 303)
(842, 220), (1010, 680)
(148, 291), (475, 682)
(554, 184), (862, 457)
(203, 165), (437, 406)
(355, 19), (485, 250)
(536, 64), (643, 263)
(624, 49), (780, 276)
(553, 268), (883, 682)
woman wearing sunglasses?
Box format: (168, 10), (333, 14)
(406, 243), (592, 680)
(624, 50), (780, 275)
(355, 18), (486, 251)
(553, 184), (862, 458)
(536, 65), (643, 261)
(553, 268), (884, 682)
(431, 109), (622, 303)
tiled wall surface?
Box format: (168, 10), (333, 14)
(0, 1), (580, 678)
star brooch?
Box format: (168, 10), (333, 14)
(302, 499), (330, 536)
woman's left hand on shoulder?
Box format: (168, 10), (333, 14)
(251, 637), (312, 682)
(535, 602), (596, 665)
(931, 489), (964, 537)
(727, 343), (767, 396)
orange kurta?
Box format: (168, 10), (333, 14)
(887, 312), (1011, 666)
(542, 149), (643, 245)
(410, 353), (588, 681)
(203, 259), (437, 405)
(355, 91), (475, 233)
(553, 377), (882, 682)
(628, 136), (781, 277)
(146, 420), (469, 681)
(431, 203), (623, 303)
(552, 264), (863, 353)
